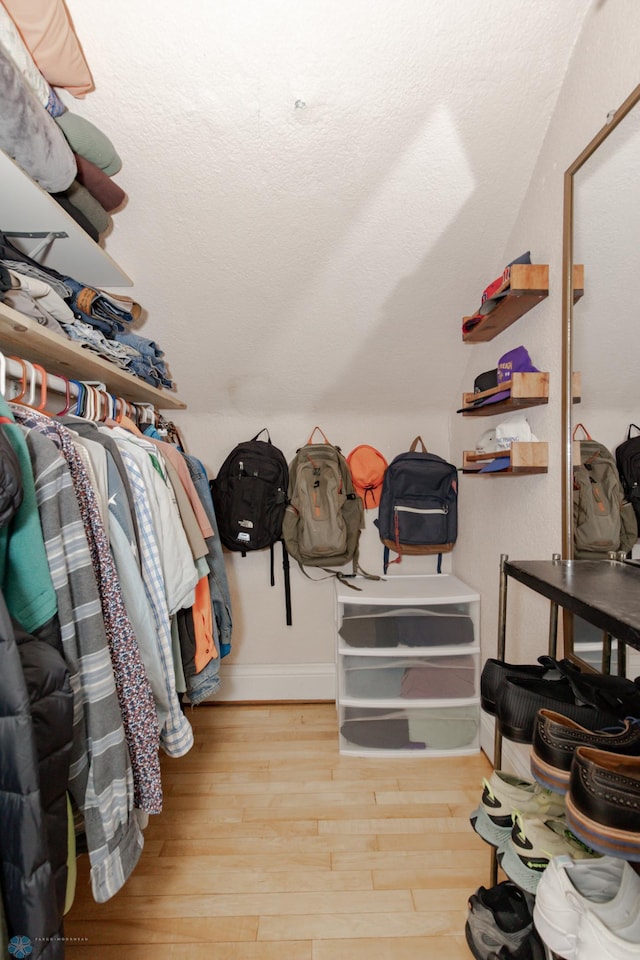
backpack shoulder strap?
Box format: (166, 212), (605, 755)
(306, 425), (331, 445)
(409, 436), (428, 453)
(572, 423), (592, 441)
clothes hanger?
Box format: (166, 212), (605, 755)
(73, 381), (87, 417)
(0, 351), (7, 398)
(98, 390), (114, 422)
(118, 408), (145, 438)
(8, 356), (28, 403)
(9, 358), (38, 409)
(31, 363), (53, 415)
(57, 376), (74, 416)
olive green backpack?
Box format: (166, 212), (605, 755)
(572, 424), (637, 558)
(282, 427), (378, 586)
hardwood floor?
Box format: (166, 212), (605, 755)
(64, 702), (492, 959)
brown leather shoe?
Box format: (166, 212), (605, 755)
(530, 710), (640, 794)
(566, 746), (640, 860)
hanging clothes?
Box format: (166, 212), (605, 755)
(10, 410), (144, 903)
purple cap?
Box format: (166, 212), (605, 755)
(469, 345), (539, 409)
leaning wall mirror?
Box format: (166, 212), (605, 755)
(562, 82), (640, 674)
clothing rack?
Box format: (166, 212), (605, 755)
(0, 350), (160, 429)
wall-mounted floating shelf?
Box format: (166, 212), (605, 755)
(0, 149), (132, 288)
(0, 302), (185, 409)
(462, 441), (548, 475)
(459, 372), (549, 417)
(462, 264), (549, 343)
(572, 264), (585, 304)
(461, 265), (584, 344)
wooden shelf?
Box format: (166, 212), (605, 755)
(462, 264), (549, 343)
(459, 371), (549, 417)
(462, 441), (548, 475)
(462, 264), (584, 343)
(573, 264), (585, 304)
(0, 149), (132, 288)
(0, 302), (185, 409)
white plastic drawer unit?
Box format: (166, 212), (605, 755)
(339, 606), (474, 648)
(335, 575), (481, 757)
(341, 652), (479, 701)
(338, 703), (480, 757)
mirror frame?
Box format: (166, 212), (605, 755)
(562, 81), (640, 557)
(561, 82), (640, 668)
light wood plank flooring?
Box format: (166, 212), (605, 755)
(64, 702), (492, 959)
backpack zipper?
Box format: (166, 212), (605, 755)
(394, 505), (449, 515)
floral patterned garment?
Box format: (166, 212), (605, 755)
(12, 405), (163, 814)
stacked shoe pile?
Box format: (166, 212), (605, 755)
(470, 769), (596, 894)
(474, 653), (640, 957)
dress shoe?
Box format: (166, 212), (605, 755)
(566, 746), (640, 860)
(495, 676), (625, 744)
(480, 656), (564, 715)
(531, 709), (640, 793)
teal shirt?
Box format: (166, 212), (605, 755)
(0, 395), (57, 632)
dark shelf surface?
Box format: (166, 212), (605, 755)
(504, 559), (640, 651)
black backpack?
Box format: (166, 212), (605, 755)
(616, 424), (640, 528)
(375, 436), (458, 574)
(211, 429), (292, 624)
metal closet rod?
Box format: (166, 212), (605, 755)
(0, 352), (157, 424)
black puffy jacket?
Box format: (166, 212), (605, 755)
(0, 591), (73, 960)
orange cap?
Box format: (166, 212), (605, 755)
(347, 445), (388, 510)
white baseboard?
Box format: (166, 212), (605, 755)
(480, 710), (534, 780)
(213, 662), (336, 702)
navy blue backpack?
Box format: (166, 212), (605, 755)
(375, 436), (458, 574)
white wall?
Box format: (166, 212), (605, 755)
(178, 408), (452, 699)
(451, 0), (640, 766)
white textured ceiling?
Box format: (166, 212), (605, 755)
(62, 0), (590, 417)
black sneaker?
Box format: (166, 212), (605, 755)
(487, 927), (547, 959)
(465, 881), (535, 960)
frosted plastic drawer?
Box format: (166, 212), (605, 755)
(341, 654), (477, 700)
(339, 704), (479, 754)
(339, 607), (474, 648)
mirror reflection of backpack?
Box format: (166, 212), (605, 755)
(572, 424), (637, 558)
(616, 424), (640, 529)
(211, 429), (292, 624)
(375, 436), (458, 574)
(282, 426), (378, 587)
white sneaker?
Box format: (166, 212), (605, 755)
(533, 855), (640, 959)
(577, 902), (640, 960)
